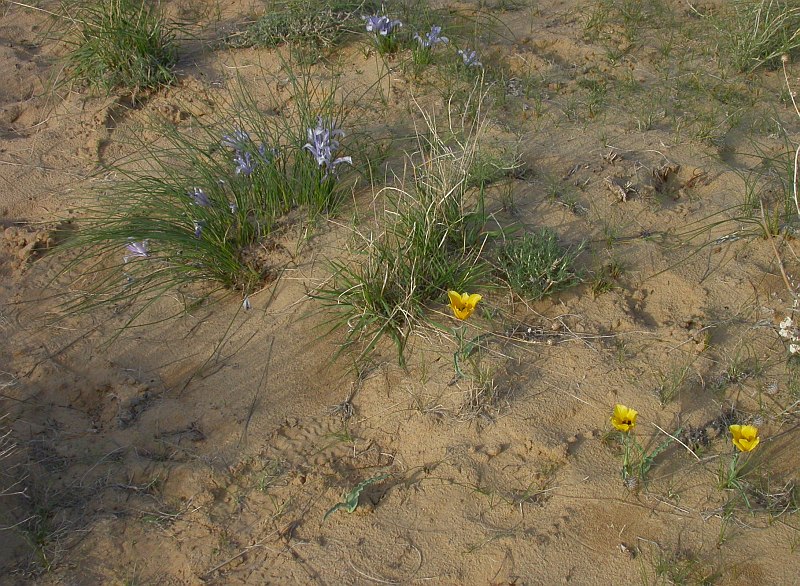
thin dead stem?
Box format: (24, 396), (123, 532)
(651, 422), (701, 462)
(760, 198), (795, 294)
(783, 58), (800, 218)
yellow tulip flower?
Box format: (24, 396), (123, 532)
(729, 424), (760, 452)
(611, 404), (638, 433)
(447, 290), (482, 320)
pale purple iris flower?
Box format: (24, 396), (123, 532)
(222, 130), (275, 176)
(123, 240), (149, 263)
(233, 151), (257, 176)
(364, 14), (402, 36)
(458, 49), (482, 68)
(303, 117), (352, 177)
(221, 129), (251, 150)
(414, 26), (448, 49)
(189, 187), (210, 207)
(193, 221), (204, 239)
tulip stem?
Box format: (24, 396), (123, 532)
(620, 432), (675, 489)
(723, 451), (743, 490)
(621, 432), (632, 481)
(730, 452), (740, 478)
(453, 325), (466, 379)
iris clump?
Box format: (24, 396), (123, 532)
(363, 13), (403, 54)
(221, 130), (276, 177)
(123, 240), (149, 263)
(61, 68), (353, 319)
(364, 14), (403, 36)
(415, 26), (449, 49)
(188, 187), (210, 207)
(224, 0), (375, 59)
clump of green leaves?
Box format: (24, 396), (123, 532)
(654, 360), (694, 406)
(60, 0), (178, 96)
(590, 258), (624, 297)
(323, 473), (389, 521)
(467, 145), (523, 189)
(495, 229), (582, 300)
(649, 546), (722, 585)
(225, 0), (377, 53)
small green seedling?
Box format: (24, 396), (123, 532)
(323, 473), (390, 521)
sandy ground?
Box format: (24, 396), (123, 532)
(1, 0), (800, 584)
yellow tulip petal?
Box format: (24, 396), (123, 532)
(448, 290), (464, 309)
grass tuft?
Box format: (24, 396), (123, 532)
(58, 0), (179, 97)
(314, 92), (494, 364)
(719, 0), (800, 72)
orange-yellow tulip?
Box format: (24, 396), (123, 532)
(448, 290), (482, 320)
(611, 404), (638, 433)
(729, 424), (760, 452)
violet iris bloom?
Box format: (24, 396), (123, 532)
(123, 240), (149, 263)
(303, 117), (352, 177)
(414, 26), (448, 49)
